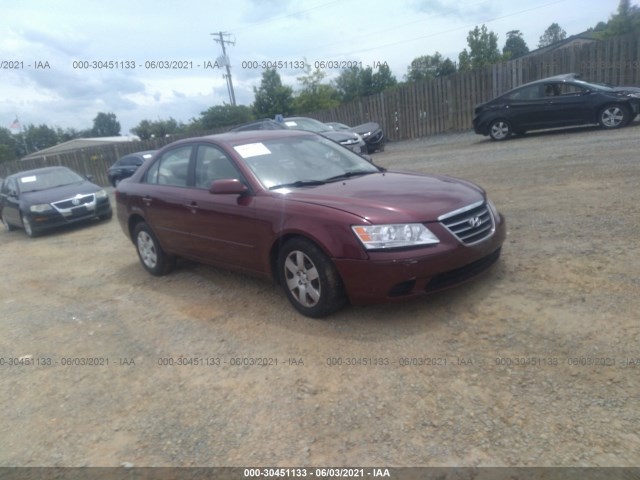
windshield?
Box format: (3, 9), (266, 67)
(233, 134), (380, 190)
(573, 79), (614, 92)
(18, 168), (84, 192)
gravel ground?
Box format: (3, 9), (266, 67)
(1, 122), (639, 468)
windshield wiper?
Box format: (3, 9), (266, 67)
(323, 170), (377, 182)
(269, 179), (326, 190)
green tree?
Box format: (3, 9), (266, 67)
(372, 63), (397, 92)
(24, 124), (59, 152)
(502, 30), (530, 60)
(253, 69), (294, 118)
(131, 118), (186, 140)
(198, 105), (254, 130)
(538, 23), (567, 48)
(458, 25), (502, 72)
(0, 127), (18, 163)
(293, 66), (340, 113)
(334, 66), (365, 102)
(91, 112), (121, 137)
(596, 0), (640, 38)
(334, 64), (397, 102)
(405, 52), (456, 82)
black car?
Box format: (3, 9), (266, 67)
(326, 121), (385, 153)
(0, 166), (112, 237)
(107, 150), (155, 187)
(229, 117), (367, 153)
(473, 73), (640, 141)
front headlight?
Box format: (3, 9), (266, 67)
(352, 224), (440, 249)
(30, 204), (53, 213)
(95, 189), (108, 199)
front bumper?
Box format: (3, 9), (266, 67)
(26, 198), (112, 233)
(333, 213), (506, 305)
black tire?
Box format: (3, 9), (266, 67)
(133, 222), (175, 276)
(598, 104), (630, 129)
(277, 238), (346, 318)
(1, 212), (15, 232)
(21, 214), (38, 238)
(99, 211), (113, 221)
(488, 119), (512, 141)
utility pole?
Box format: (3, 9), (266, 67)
(211, 31), (236, 106)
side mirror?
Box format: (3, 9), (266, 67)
(209, 178), (248, 195)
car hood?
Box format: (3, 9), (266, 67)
(319, 130), (360, 142)
(278, 172), (485, 223)
(350, 122), (381, 135)
(611, 85), (640, 93)
(20, 182), (102, 204)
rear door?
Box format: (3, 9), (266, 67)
(136, 145), (193, 253)
(502, 84), (549, 129)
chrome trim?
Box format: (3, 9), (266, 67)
(437, 200), (484, 221)
(52, 193), (97, 217)
(438, 200), (495, 246)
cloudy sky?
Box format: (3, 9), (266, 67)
(1, 0), (623, 134)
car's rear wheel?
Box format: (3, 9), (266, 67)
(134, 222), (175, 276)
(599, 104), (629, 129)
(489, 119), (512, 141)
(1, 212), (15, 232)
(278, 238), (346, 318)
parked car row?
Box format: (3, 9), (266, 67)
(229, 116), (371, 154)
(473, 73), (640, 141)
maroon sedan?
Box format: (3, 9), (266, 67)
(116, 130), (505, 317)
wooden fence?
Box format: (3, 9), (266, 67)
(1, 32), (639, 186)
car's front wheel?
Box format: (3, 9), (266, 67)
(21, 215), (37, 238)
(278, 238), (346, 318)
(599, 104), (630, 129)
(489, 119), (512, 141)
(133, 222), (175, 276)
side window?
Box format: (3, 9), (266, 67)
(145, 146), (191, 186)
(557, 84), (585, 96)
(195, 145), (240, 189)
(507, 85), (543, 100)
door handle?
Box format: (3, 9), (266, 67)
(186, 201), (199, 212)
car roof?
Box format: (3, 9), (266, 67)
(512, 73), (581, 90)
(175, 129), (319, 147)
(6, 166), (73, 180)
(124, 150), (156, 157)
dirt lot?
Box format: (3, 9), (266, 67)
(1, 123), (639, 468)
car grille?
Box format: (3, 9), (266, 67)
(438, 201), (494, 245)
(53, 194), (95, 209)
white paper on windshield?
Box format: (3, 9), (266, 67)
(20, 176), (37, 183)
(234, 143), (271, 158)
(284, 121), (298, 127)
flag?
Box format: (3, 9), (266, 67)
(9, 118), (21, 130)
